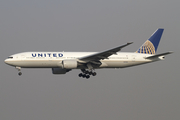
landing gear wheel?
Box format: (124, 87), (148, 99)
(18, 72), (22, 76)
(89, 72), (92, 75)
(79, 69), (97, 78)
(79, 73), (83, 77)
(92, 72), (96, 76)
(85, 71), (89, 74)
(86, 75), (90, 79)
(82, 74), (86, 78)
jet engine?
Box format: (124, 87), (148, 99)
(62, 60), (78, 69)
(52, 68), (68, 74)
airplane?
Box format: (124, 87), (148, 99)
(4, 28), (173, 79)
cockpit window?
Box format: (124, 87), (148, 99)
(8, 57), (13, 59)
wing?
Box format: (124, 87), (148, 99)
(145, 51), (173, 59)
(78, 42), (133, 63)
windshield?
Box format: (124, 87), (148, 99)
(8, 57), (13, 59)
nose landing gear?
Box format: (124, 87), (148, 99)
(16, 66), (22, 76)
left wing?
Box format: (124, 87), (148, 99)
(78, 42), (133, 63)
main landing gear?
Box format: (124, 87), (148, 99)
(78, 69), (97, 79)
(16, 66), (22, 76)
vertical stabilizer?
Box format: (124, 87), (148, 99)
(136, 29), (164, 54)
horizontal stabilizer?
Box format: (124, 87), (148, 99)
(145, 51), (173, 59)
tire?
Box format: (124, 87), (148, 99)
(18, 72), (22, 76)
(79, 73), (82, 77)
(92, 72), (96, 76)
(86, 75), (90, 79)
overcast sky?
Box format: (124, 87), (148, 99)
(0, 0), (180, 120)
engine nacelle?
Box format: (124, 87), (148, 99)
(52, 68), (67, 74)
(62, 60), (78, 69)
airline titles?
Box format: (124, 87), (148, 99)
(32, 53), (63, 57)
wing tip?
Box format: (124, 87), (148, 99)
(127, 42), (133, 44)
(168, 51), (173, 54)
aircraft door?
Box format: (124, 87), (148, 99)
(132, 55), (136, 62)
(21, 55), (26, 60)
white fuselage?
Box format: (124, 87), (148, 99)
(4, 52), (162, 69)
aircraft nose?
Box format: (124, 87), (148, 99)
(4, 59), (9, 64)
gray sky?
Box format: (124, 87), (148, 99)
(0, 0), (179, 120)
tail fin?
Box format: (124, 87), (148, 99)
(136, 28), (164, 54)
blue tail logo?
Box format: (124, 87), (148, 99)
(136, 29), (164, 54)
